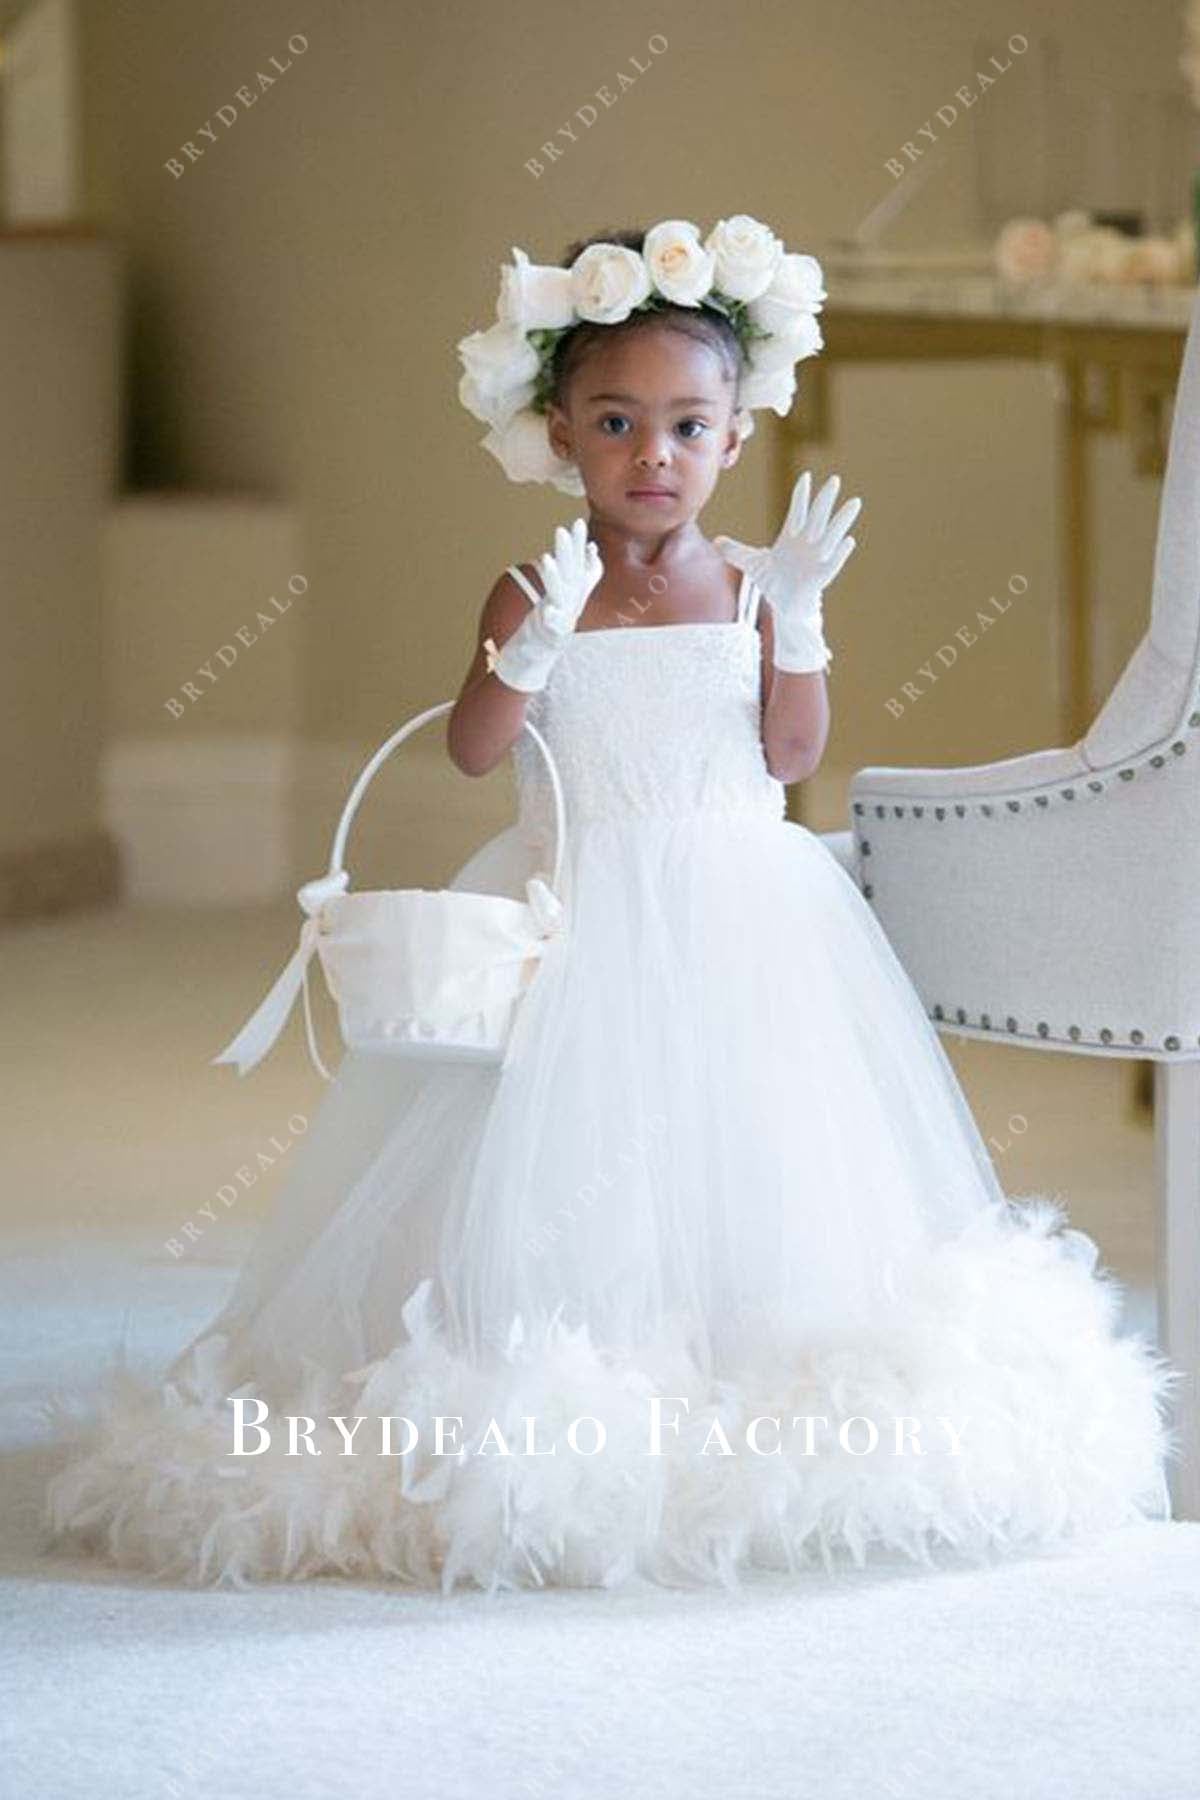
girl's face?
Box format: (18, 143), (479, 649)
(545, 326), (743, 530)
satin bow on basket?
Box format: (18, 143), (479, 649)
(211, 872), (350, 1081)
(523, 874), (564, 936)
(210, 872), (565, 1083)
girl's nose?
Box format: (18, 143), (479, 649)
(635, 434), (671, 467)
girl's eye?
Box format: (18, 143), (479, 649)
(597, 415), (709, 439)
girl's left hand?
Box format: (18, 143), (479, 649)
(714, 470), (862, 674)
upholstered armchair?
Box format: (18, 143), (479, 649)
(820, 288), (1200, 1521)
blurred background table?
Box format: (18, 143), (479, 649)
(775, 266), (1191, 766)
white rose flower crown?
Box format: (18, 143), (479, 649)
(455, 214), (826, 495)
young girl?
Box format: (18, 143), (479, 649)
(44, 215), (1178, 1595)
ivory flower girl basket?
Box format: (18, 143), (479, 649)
(212, 701), (568, 1081)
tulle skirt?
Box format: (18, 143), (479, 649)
(42, 811), (1180, 1592)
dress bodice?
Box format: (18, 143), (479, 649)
(504, 564), (787, 839)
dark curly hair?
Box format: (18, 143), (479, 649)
(541, 227), (744, 414)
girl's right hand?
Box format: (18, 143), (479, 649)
(491, 519), (604, 693)
(535, 519), (604, 640)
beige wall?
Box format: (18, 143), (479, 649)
(75, 0), (1184, 796)
(0, 235), (118, 858)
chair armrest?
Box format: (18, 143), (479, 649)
(851, 744), (1088, 805)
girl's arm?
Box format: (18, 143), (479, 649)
(446, 571), (537, 777)
(448, 521), (603, 777)
(756, 600), (831, 785)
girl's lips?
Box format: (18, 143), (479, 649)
(627, 489), (677, 501)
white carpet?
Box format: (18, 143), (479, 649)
(4, 1248), (1200, 1800)
(3, 909), (1197, 1798)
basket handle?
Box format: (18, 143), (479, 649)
(212, 701), (568, 1083)
(325, 700), (568, 892)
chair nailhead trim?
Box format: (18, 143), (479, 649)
(926, 1016), (1191, 1052)
(854, 686), (1200, 820)
(864, 677), (1200, 1058)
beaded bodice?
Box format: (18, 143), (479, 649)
(506, 568), (787, 840)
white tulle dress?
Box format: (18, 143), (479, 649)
(44, 567), (1179, 1594)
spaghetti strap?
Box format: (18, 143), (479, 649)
(507, 563), (543, 607)
(737, 571), (762, 628)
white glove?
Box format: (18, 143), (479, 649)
(714, 471), (861, 674)
(488, 518), (603, 693)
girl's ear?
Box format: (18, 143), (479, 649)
(545, 403), (575, 464)
(721, 399), (751, 468)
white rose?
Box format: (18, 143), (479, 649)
(569, 242), (652, 323)
(1115, 237), (1183, 286)
(642, 219), (715, 305)
(457, 321), (540, 424)
(1172, 219), (1196, 283)
(749, 253), (826, 337)
(1058, 225), (1127, 284)
(705, 213), (784, 302)
(497, 246), (575, 332)
(737, 360), (797, 417)
(745, 310), (823, 375)
(1092, 231), (1135, 282)
(481, 410), (585, 495)
(1053, 209), (1093, 241)
(458, 366), (536, 429)
(994, 218), (1057, 283)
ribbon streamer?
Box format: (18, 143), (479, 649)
(211, 914), (333, 1081)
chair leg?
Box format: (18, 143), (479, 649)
(1154, 1060), (1200, 1521)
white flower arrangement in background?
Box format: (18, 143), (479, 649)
(994, 6), (1200, 291)
(456, 214), (826, 494)
(993, 210), (1195, 288)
